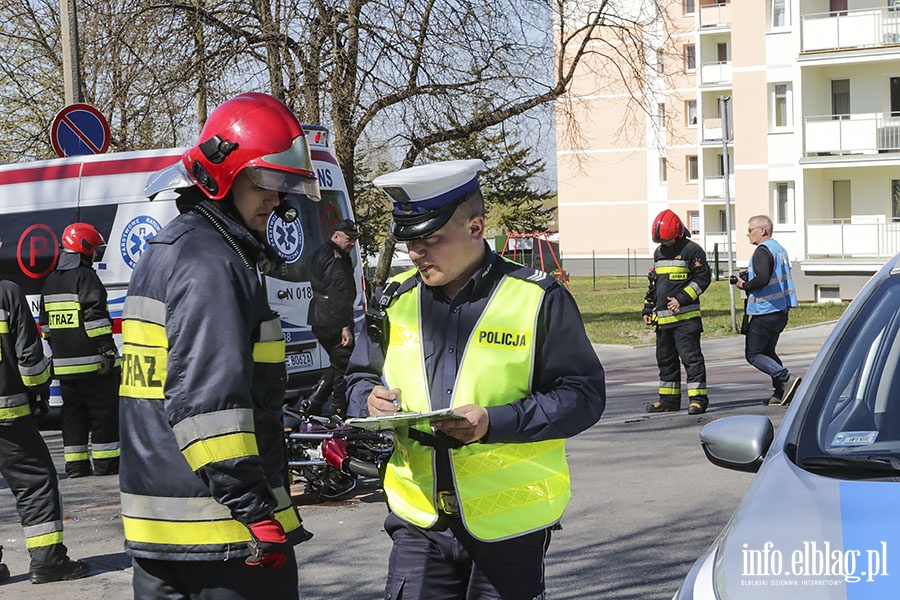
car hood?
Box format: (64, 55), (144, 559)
(714, 451), (900, 599)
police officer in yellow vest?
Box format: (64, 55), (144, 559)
(346, 159), (606, 600)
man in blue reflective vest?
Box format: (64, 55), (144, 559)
(735, 215), (802, 406)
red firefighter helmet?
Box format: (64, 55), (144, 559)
(651, 209), (688, 244)
(181, 92), (319, 202)
(61, 223), (106, 260)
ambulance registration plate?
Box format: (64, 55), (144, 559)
(285, 351), (313, 369)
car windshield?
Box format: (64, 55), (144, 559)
(798, 273), (900, 467)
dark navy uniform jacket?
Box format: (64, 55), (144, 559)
(345, 246), (606, 444)
(308, 239), (356, 329)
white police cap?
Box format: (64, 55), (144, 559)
(373, 159), (486, 241)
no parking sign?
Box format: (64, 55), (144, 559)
(50, 103), (111, 157)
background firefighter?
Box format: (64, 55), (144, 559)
(642, 209), (712, 415)
(39, 223), (120, 477)
(0, 279), (90, 584)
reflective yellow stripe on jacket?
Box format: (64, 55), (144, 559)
(120, 295), (295, 549)
(121, 487), (300, 546)
(382, 270), (571, 541)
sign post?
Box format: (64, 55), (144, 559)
(50, 103), (110, 158)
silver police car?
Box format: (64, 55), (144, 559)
(676, 254), (900, 599)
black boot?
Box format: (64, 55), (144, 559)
(328, 393), (348, 420)
(29, 543), (90, 584)
(30, 559), (90, 584)
(0, 546), (10, 583)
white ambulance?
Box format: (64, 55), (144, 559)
(0, 125), (363, 406)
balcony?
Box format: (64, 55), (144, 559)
(807, 218), (900, 258)
(700, 61), (732, 86)
(701, 117), (723, 142)
(801, 7), (900, 53)
(699, 1), (731, 29)
(703, 175), (735, 198)
(803, 113), (900, 157)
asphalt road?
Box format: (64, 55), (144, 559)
(0, 322), (836, 599)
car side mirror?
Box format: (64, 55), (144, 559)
(700, 415), (774, 473)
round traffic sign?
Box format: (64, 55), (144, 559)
(50, 103), (111, 157)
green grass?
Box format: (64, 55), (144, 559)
(568, 276), (850, 346)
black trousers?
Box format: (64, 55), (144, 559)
(383, 512), (551, 600)
(311, 326), (355, 416)
(59, 370), (120, 475)
(656, 319), (708, 406)
(0, 416), (70, 571)
(745, 310), (790, 397)
(132, 554), (299, 600)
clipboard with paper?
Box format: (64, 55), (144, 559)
(344, 408), (467, 431)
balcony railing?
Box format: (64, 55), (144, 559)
(702, 117), (723, 142)
(703, 175), (735, 198)
(700, 61), (732, 86)
(801, 7), (900, 53)
(803, 113), (900, 156)
(807, 218), (900, 258)
(699, 1), (731, 28)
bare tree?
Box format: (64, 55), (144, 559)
(0, 0), (668, 283)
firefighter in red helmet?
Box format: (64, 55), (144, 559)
(40, 222), (121, 477)
(122, 93), (315, 599)
(642, 209), (712, 414)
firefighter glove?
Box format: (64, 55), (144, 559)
(245, 519), (289, 569)
(28, 384), (51, 421)
(98, 350), (117, 375)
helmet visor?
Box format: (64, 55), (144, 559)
(245, 166), (320, 200)
(261, 135), (315, 173)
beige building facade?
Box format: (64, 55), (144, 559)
(557, 0), (900, 301)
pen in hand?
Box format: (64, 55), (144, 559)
(381, 376), (399, 409)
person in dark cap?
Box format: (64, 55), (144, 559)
(305, 218), (361, 418)
(345, 159), (606, 599)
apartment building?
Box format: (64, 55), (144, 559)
(557, 0), (900, 301)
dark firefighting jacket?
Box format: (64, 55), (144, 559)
(642, 237), (711, 329)
(307, 240), (356, 329)
(39, 254), (117, 379)
(0, 280), (52, 422)
(119, 191), (304, 561)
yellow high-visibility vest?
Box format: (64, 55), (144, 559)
(382, 269), (571, 541)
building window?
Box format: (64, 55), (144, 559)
(684, 44), (696, 71)
(717, 42), (728, 63)
(657, 102), (666, 128)
(688, 210), (700, 235)
(659, 158), (668, 184)
(771, 0), (787, 27)
(892, 180), (900, 221)
(830, 0), (848, 17)
(833, 180), (851, 220)
(656, 49), (665, 74)
(891, 77), (900, 117)
(684, 0), (695, 14)
(771, 83), (791, 128)
(687, 155), (699, 182)
(832, 79), (850, 119)
(773, 182), (795, 225)
(685, 100), (697, 126)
